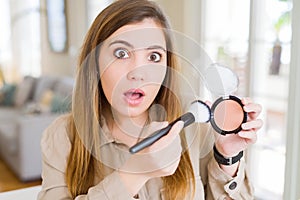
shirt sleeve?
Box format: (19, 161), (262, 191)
(37, 116), (137, 200)
(205, 156), (254, 200)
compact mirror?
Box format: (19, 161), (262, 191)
(197, 64), (247, 135)
(204, 63), (239, 96)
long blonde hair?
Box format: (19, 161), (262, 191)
(66, 0), (195, 199)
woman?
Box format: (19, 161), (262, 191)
(38, 0), (262, 199)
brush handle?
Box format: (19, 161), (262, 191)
(129, 112), (195, 154)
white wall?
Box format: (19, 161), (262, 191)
(155, 0), (202, 43)
(40, 0), (202, 77)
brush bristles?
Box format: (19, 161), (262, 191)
(188, 100), (211, 123)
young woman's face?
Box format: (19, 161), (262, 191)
(99, 18), (167, 119)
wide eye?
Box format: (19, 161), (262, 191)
(114, 48), (129, 59)
(148, 52), (162, 63)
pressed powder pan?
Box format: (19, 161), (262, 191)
(210, 95), (247, 135)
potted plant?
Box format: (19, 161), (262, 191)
(269, 1), (291, 75)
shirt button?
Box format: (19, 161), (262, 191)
(229, 181), (237, 190)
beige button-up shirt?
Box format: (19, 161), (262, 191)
(37, 115), (254, 200)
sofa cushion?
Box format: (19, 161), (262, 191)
(40, 90), (54, 106)
(50, 94), (71, 113)
(0, 83), (17, 106)
(50, 77), (73, 113)
(14, 76), (36, 107)
(52, 77), (74, 97)
(32, 76), (58, 103)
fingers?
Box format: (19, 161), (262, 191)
(140, 121), (169, 138)
(242, 119), (263, 131)
(149, 121), (169, 132)
(238, 130), (257, 144)
(156, 121), (184, 144)
(244, 104), (262, 119)
(241, 97), (252, 104)
(243, 103), (262, 114)
(242, 97), (262, 120)
(205, 100), (212, 107)
(125, 121), (183, 174)
(139, 120), (183, 154)
(169, 121), (184, 136)
(238, 117), (262, 145)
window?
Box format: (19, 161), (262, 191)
(10, 0), (41, 77)
(46, 0), (68, 53)
(248, 0), (292, 199)
(201, 0), (292, 199)
(0, 0), (12, 70)
(202, 0), (250, 96)
(86, 0), (112, 27)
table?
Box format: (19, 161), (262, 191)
(0, 185), (41, 200)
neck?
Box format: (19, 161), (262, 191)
(111, 111), (149, 147)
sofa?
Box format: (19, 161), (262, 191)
(0, 75), (73, 181)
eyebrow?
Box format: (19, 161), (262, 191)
(147, 45), (166, 52)
(109, 40), (166, 52)
(109, 40), (134, 48)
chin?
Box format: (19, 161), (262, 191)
(125, 108), (147, 118)
(111, 106), (148, 119)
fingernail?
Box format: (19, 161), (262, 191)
(243, 106), (251, 112)
(178, 121), (184, 128)
(242, 123), (248, 129)
(238, 131), (246, 137)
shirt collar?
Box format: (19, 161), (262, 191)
(99, 117), (115, 147)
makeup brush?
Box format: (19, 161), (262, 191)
(129, 100), (211, 154)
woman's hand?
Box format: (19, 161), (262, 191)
(121, 120), (183, 175)
(118, 120), (183, 196)
(214, 97), (263, 157)
(213, 97), (263, 176)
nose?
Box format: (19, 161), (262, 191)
(127, 69), (145, 81)
(127, 51), (147, 81)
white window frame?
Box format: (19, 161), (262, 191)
(283, 0), (300, 199)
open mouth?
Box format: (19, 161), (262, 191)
(124, 89), (145, 105)
(124, 89), (145, 99)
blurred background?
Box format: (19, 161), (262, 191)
(0, 0), (299, 199)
